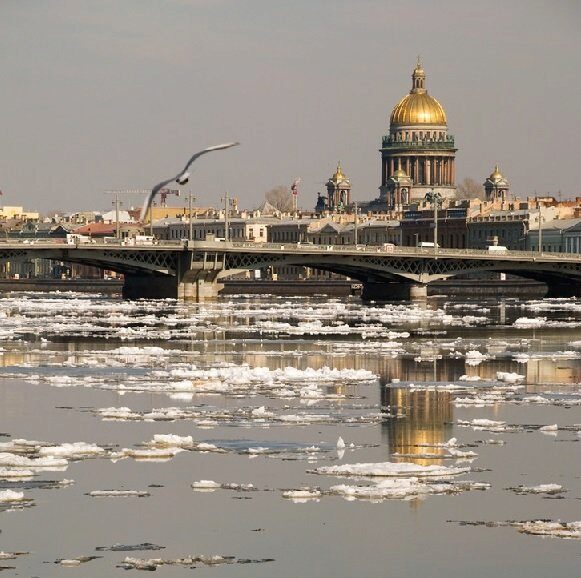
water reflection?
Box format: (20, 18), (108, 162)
(381, 387), (453, 466)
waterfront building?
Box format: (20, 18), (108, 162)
(400, 206), (468, 248)
(467, 210), (540, 250)
(153, 217), (271, 242)
(527, 218), (581, 252)
(563, 221), (581, 253)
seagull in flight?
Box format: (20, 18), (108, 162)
(140, 142), (240, 222)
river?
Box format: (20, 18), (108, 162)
(0, 292), (580, 576)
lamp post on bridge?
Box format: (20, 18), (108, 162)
(425, 191), (442, 255)
(188, 191), (196, 242)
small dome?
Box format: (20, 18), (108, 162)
(392, 168), (408, 179)
(489, 164), (504, 181)
(329, 161), (349, 184)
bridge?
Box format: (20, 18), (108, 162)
(1, 239), (580, 300)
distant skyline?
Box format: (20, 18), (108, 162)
(1, 0), (580, 214)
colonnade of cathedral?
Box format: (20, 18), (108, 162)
(382, 155), (456, 188)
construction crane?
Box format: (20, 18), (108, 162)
(291, 178), (301, 212)
(159, 188), (180, 207)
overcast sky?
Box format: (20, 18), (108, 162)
(2, 0), (580, 214)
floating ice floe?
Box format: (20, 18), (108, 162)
(539, 424), (558, 433)
(507, 484), (565, 495)
(88, 490), (150, 498)
(0, 468), (35, 479)
(0, 551), (28, 560)
(328, 478), (489, 501)
(111, 447), (184, 462)
(457, 419), (508, 432)
(282, 489), (321, 502)
(149, 434), (194, 448)
(518, 520), (581, 539)
(117, 554), (274, 570)
(513, 317), (546, 328)
(38, 442), (105, 459)
(0, 490), (26, 503)
(0, 453), (68, 470)
(311, 461), (469, 478)
(192, 480), (221, 491)
(57, 556), (100, 566)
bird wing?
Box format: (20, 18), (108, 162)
(180, 142), (240, 175)
(140, 177), (175, 222)
(141, 142), (240, 223)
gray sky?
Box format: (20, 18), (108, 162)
(2, 0), (580, 214)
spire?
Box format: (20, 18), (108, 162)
(411, 58), (426, 94)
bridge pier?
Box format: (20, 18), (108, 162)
(544, 281), (581, 298)
(122, 273), (223, 302)
(361, 281), (427, 302)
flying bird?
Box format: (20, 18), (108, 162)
(140, 142), (240, 222)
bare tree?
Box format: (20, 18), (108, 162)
(265, 185), (294, 211)
(456, 177), (485, 200)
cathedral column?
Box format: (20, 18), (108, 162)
(451, 159), (456, 185)
(425, 158), (431, 185)
(405, 157), (410, 176)
(389, 158), (394, 177)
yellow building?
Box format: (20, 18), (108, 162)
(0, 206), (40, 221)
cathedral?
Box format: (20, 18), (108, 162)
(317, 60), (458, 213)
(378, 59), (457, 209)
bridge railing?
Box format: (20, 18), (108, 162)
(0, 238), (579, 262)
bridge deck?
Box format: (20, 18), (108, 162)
(1, 238), (580, 264)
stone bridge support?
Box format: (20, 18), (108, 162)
(361, 281), (427, 301)
(122, 272), (224, 301)
(122, 251), (225, 301)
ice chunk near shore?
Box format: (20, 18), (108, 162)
(496, 371), (525, 382)
(312, 461), (469, 478)
(539, 424), (558, 433)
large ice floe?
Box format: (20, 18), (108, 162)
(311, 461), (470, 478)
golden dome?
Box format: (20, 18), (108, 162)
(489, 164), (503, 181)
(330, 161), (348, 183)
(392, 168), (408, 179)
(390, 61), (447, 126)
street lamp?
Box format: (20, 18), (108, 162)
(425, 191), (442, 254)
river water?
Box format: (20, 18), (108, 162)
(0, 292), (581, 576)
